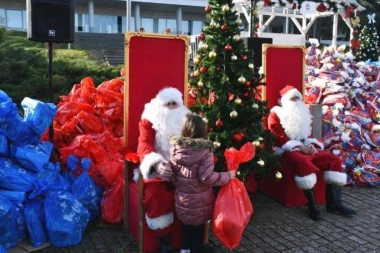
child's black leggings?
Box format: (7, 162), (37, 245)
(181, 223), (204, 253)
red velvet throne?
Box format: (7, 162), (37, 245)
(123, 32), (189, 252)
(260, 44), (325, 207)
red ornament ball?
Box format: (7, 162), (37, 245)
(208, 128), (214, 132)
(243, 92), (250, 98)
(317, 3), (327, 12)
(242, 55), (247, 60)
(213, 155), (218, 163)
(245, 81), (251, 86)
(205, 5), (211, 13)
(225, 44), (232, 51)
(232, 131), (245, 142)
(291, 3), (297, 10)
(199, 33), (205, 40)
(221, 24), (228, 31)
(254, 33), (258, 38)
(216, 119), (224, 127)
(200, 66), (208, 73)
(216, 66), (221, 72)
(255, 24), (260, 29)
(353, 29), (359, 34)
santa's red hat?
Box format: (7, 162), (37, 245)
(279, 85), (302, 104)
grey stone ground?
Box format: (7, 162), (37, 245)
(35, 186), (380, 253)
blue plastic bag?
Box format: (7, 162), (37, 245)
(10, 141), (53, 173)
(0, 158), (36, 192)
(21, 97), (57, 135)
(0, 114), (39, 145)
(0, 133), (8, 156)
(61, 155), (78, 186)
(0, 244), (6, 253)
(14, 203), (26, 242)
(72, 158), (102, 220)
(0, 90), (18, 123)
(0, 197), (17, 249)
(24, 198), (48, 247)
(44, 191), (90, 247)
(0, 190), (26, 204)
(29, 162), (70, 199)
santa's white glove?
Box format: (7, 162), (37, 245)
(154, 161), (173, 178)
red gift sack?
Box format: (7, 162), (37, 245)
(212, 143), (255, 250)
(101, 178), (124, 223)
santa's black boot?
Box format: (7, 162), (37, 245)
(157, 235), (171, 253)
(303, 188), (321, 221)
(325, 184), (356, 215)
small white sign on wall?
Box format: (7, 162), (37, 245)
(300, 1), (317, 14)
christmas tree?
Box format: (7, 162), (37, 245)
(357, 13), (379, 62)
(188, 0), (279, 176)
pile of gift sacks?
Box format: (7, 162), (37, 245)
(0, 76), (125, 250)
(304, 41), (380, 187)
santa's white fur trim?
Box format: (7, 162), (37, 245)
(304, 138), (324, 150)
(295, 173), (317, 190)
(273, 147), (284, 156)
(282, 140), (303, 151)
(280, 88), (303, 106)
(139, 152), (163, 179)
(156, 87), (183, 105)
(180, 250), (191, 253)
(145, 212), (174, 230)
(324, 171), (347, 186)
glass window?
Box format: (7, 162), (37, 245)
(192, 21), (203, 35)
(167, 19), (176, 34)
(142, 18), (153, 33)
(6, 10), (22, 29)
(0, 9), (6, 27)
(22, 10), (26, 29)
(158, 18), (166, 33)
(122, 16), (135, 32)
(182, 20), (189, 35)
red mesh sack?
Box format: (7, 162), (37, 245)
(101, 178), (124, 223)
(212, 143), (256, 250)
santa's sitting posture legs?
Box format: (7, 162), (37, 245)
(283, 151), (356, 221)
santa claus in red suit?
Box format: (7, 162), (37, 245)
(268, 85), (356, 221)
(137, 87), (190, 252)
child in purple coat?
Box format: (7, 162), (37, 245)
(168, 114), (235, 253)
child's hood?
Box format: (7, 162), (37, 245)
(170, 136), (214, 166)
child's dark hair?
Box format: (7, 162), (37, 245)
(181, 114), (207, 139)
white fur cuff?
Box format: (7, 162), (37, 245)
(139, 152), (164, 179)
(324, 171), (347, 186)
(146, 212), (174, 230)
(295, 173), (317, 190)
(282, 140), (303, 152)
(304, 138), (324, 150)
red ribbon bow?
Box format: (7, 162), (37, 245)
(350, 39), (360, 50)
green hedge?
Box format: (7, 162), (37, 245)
(0, 30), (122, 105)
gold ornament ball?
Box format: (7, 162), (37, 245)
(252, 140), (260, 147)
(336, 58), (342, 63)
(232, 35), (240, 42)
(222, 4), (230, 12)
(252, 103), (259, 109)
(258, 137), (264, 141)
(209, 50), (217, 59)
(197, 81), (204, 88)
(213, 142), (221, 148)
(234, 98), (242, 105)
(231, 55), (237, 61)
(275, 171), (283, 181)
(203, 117), (209, 123)
(257, 159), (265, 167)
(194, 57), (200, 65)
(236, 18), (243, 26)
(193, 70), (200, 77)
(248, 63), (254, 70)
(238, 76), (246, 84)
(230, 110), (238, 118)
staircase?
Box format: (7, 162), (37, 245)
(73, 33), (124, 66)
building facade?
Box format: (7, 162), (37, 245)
(0, 0), (209, 35)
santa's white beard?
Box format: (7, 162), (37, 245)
(279, 100), (312, 141)
(153, 105), (190, 160)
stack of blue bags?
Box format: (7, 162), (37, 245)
(0, 90), (103, 250)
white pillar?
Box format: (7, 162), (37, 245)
(176, 6), (182, 34)
(332, 13), (338, 47)
(126, 0), (132, 32)
(135, 3), (141, 32)
(88, 0), (94, 33)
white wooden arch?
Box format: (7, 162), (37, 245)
(233, 0), (365, 46)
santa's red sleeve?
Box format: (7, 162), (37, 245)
(267, 108), (303, 152)
(137, 119), (164, 179)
